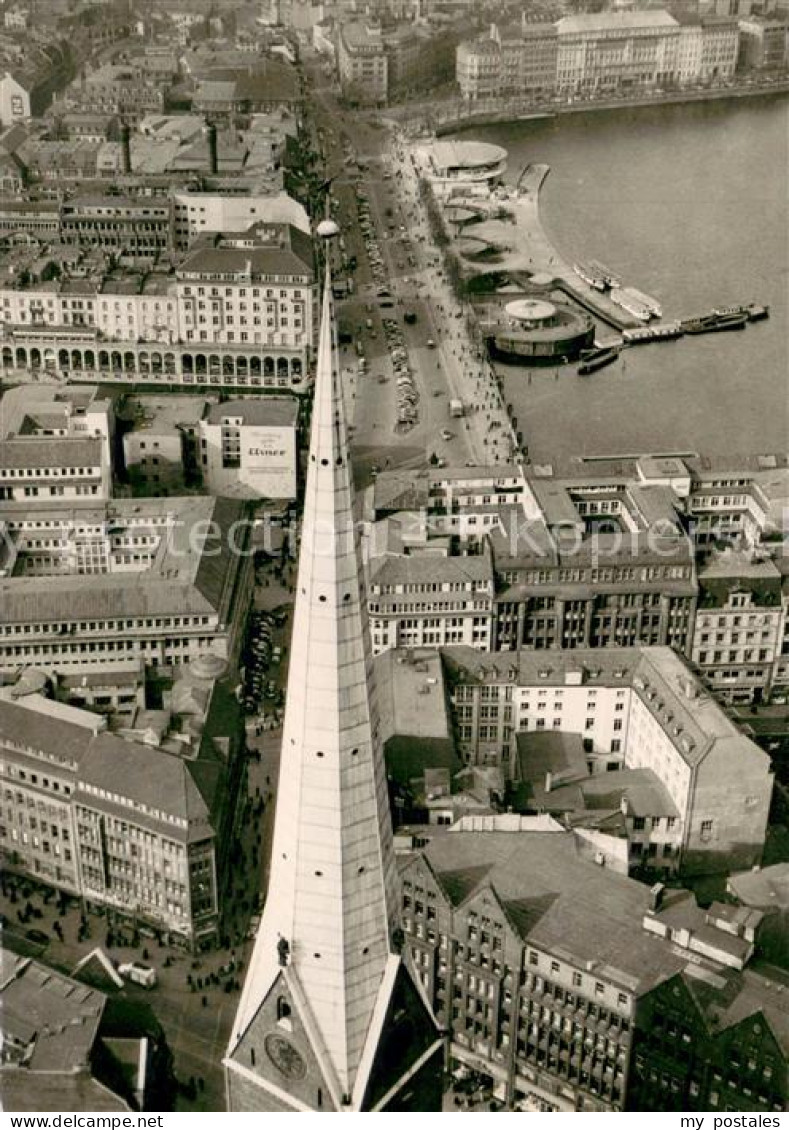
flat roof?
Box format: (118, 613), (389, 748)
(0, 495), (246, 626)
(375, 648), (451, 742)
(428, 140), (507, 171)
(558, 11), (679, 33)
(204, 395), (298, 428)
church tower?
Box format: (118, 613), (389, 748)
(224, 222), (444, 1113)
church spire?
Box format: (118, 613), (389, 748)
(225, 223), (442, 1112)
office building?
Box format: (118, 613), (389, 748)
(691, 550), (784, 703)
(400, 827), (787, 1111)
(0, 385), (114, 503)
(738, 15), (788, 68)
(0, 495), (254, 676)
(198, 396), (299, 500)
(337, 22), (389, 107)
(0, 675), (243, 948)
(367, 550), (496, 656)
(443, 644), (773, 875)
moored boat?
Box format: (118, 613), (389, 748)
(681, 311), (748, 334)
(610, 288), (651, 322)
(573, 262), (607, 291)
(623, 286), (662, 319)
(578, 345), (620, 375)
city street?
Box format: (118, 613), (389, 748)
(304, 53), (516, 476)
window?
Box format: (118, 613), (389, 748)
(700, 819), (713, 839)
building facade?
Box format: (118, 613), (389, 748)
(0, 223), (317, 393)
(198, 396), (298, 500)
(0, 687), (242, 947)
(400, 828), (787, 1112)
(456, 9), (743, 100)
(337, 21), (389, 106)
(442, 644), (773, 876)
(0, 496), (254, 676)
(367, 550), (496, 656)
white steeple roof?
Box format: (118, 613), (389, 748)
(228, 259), (401, 1102)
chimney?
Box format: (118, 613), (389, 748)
(207, 122), (218, 176)
(121, 122), (131, 175)
(544, 771), (553, 794)
(649, 882), (665, 912)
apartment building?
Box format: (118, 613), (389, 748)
(0, 495), (254, 676)
(0, 385), (114, 504)
(63, 62), (169, 123)
(0, 683), (242, 947)
(628, 963), (788, 1111)
(400, 828), (787, 1111)
(442, 645), (773, 875)
(367, 549), (496, 655)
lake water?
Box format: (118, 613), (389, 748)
(466, 95), (788, 463)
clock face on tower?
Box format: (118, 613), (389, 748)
(265, 1033), (307, 1080)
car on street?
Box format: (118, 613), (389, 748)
(440, 429), (453, 441)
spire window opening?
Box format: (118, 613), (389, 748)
(276, 998), (292, 1032)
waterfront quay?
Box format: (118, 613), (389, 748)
(511, 164), (640, 331)
(395, 75), (789, 135)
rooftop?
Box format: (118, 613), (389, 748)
(375, 648), (451, 742)
(427, 140), (508, 172)
(0, 951), (105, 1073)
(408, 830), (695, 994)
(727, 863), (789, 911)
(203, 395), (298, 428)
(0, 495), (247, 626)
(0, 436), (102, 470)
(557, 11), (679, 33)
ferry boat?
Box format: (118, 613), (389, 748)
(588, 260), (621, 289)
(623, 286), (662, 319)
(712, 303), (770, 322)
(573, 262), (607, 291)
(609, 288), (651, 322)
(578, 345), (620, 375)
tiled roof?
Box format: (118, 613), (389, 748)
(412, 830), (691, 994)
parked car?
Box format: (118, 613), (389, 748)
(119, 962), (157, 989)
